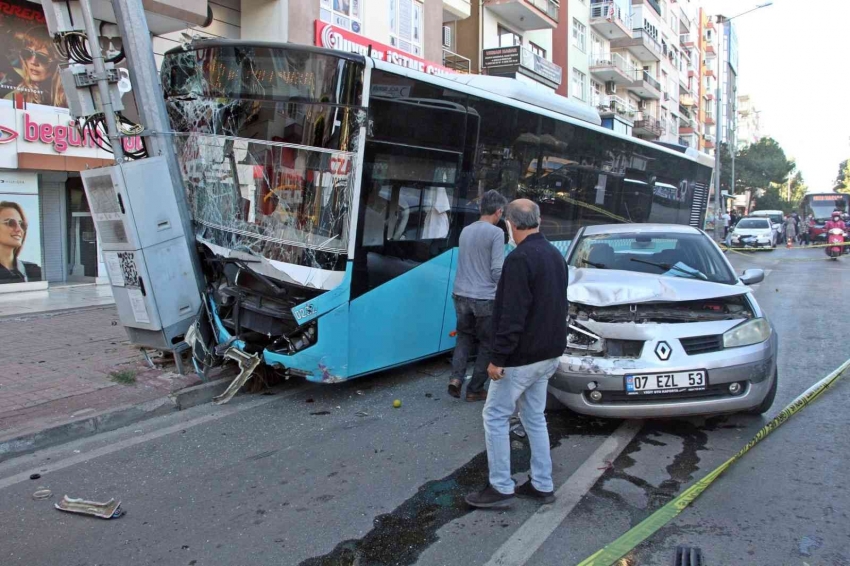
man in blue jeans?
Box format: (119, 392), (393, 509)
(466, 199), (568, 508)
(448, 190), (508, 402)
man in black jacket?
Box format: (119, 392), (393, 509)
(465, 199), (568, 508)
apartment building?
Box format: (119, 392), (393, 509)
(718, 16), (739, 156)
(698, 7), (716, 152)
(675, 0), (700, 150)
(454, 0), (563, 92)
(737, 94), (762, 147)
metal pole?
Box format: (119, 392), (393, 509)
(712, 19), (724, 241)
(79, 0), (124, 161)
(110, 0), (205, 294)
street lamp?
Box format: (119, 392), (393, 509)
(712, 2), (773, 241)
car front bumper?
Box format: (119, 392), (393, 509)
(549, 328), (778, 419)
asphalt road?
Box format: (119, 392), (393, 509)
(1, 246), (849, 566)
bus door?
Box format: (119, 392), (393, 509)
(348, 142), (461, 376)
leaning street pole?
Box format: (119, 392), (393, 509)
(110, 0), (205, 294)
(712, 17), (725, 242)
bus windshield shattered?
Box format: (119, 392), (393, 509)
(162, 44), (365, 283)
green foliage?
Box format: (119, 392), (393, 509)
(734, 138), (795, 191)
(751, 185), (788, 213)
(109, 369), (137, 385)
(789, 171), (807, 205)
(834, 159), (850, 194)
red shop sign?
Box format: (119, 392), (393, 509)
(314, 21), (456, 77)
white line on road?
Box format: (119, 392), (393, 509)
(0, 385), (312, 492)
(482, 420), (643, 566)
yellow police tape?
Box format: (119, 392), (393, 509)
(576, 357), (850, 566)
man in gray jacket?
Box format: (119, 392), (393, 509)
(448, 190), (507, 402)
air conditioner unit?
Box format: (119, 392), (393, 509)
(605, 81), (617, 95)
(442, 26), (452, 48)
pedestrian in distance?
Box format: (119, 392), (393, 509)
(784, 215), (797, 247)
(448, 190), (508, 402)
(723, 210), (731, 238)
(465, 199), (568, 509)
(800, 215), (811, 246)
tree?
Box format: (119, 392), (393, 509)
(734, 137), (795, 192)
(751, 185), (788, 213)
(835, 159), (850, 194)
(789, 171), (807, 205)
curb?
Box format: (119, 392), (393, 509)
(0, 377), (231, 461)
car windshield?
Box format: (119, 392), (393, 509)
(736, 219), (770, 229)
(569, 231), (737, 284)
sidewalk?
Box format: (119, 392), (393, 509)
(0, 282), (116, 318)
(0, 286), (223, 458)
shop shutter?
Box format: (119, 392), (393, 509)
(40, 181), (66, 282)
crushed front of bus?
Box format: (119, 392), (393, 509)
(161, 43), (366, 384)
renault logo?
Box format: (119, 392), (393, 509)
(655, 341), (672, 361)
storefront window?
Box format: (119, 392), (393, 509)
(0, 172), (42, 286)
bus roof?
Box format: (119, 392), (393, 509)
(165, 40), (713, 167)
(370, 58), (712, 166)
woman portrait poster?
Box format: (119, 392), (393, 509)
(0, 200), (42, 284)
(0, 0), (67, 108)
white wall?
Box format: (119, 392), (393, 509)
(152, 0), (241, 68)
(568, 0), (589, 103)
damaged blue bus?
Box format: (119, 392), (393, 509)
(161, 41), (714, 389)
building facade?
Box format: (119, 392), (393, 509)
(453, 0), (562, 92)
(737, 94), (762, 147)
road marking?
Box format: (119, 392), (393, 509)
(0, 385), (312, 492)
(482, 420), (643, 566)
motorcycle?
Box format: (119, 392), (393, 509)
(826, 228), (845, 259)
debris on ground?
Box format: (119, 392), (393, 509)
(356, 390), (365, 396)
(55, 496), (124, 519)
(29, 474), (41, 480)
(510, 423), (527, 438)
(393, 399), (402, 408)
(310, 411), (331, 416)
(32, 488), (52, 500)
(213, 348), (261, 405)
(355, 411), (370, 417)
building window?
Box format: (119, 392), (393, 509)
(389, 0), (423, 56)
(572, 19), (586, 52)
(320, 0), (362, 34)
(498, 25), (522, 48)
(530, 42), (546, 58)
(572, 68), (586, 101)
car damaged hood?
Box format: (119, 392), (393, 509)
(568, 267), (748, 307)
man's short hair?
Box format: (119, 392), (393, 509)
(506, 200), (541, 230)
(480, 190), (508, 216)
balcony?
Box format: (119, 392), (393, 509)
(704, 43), (716, 57)
(705, 92), (714, 101)
(443, 49), (471, 73)
(679, 124), (695, 135)
(443, 0), (472, 20)
(679, 94), (695, 107)
(634, 115), (663, 139)
(627, 69), (661, 99)
(484, 0), (559, 31)
(589, 1), (632, 40)
(704, 116), (715, 126)
(705, 19), (715, 30)
(595, 94), (638, 120)
(611, 29), (663, 62)
(589, 52), (636, 85)
(704, 68), (715, 78)
(680, 33), (694, 48)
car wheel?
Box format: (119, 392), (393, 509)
(748, 369), (778, 415)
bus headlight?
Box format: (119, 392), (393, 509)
(723, 318), (771, 348)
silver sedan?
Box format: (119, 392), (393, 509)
(549, 224), (778, 419)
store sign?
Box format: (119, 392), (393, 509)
(21, 113), (143, 154)
(482, 46), (563, 86)
(482, 46), (521, 68)
(315, 21), (455, 77)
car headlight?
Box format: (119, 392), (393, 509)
(723, 318), (771, 348)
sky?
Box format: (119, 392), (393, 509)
(702, 0), (850, 192)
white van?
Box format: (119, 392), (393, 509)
(749, 210), (785, 246)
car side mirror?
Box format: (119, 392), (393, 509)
(740, 269), (764, 286)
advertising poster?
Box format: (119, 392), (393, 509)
(0, 0), (67, 108)
(0, 171), (42, 284)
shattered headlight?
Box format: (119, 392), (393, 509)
(723, 318), (771, 348)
